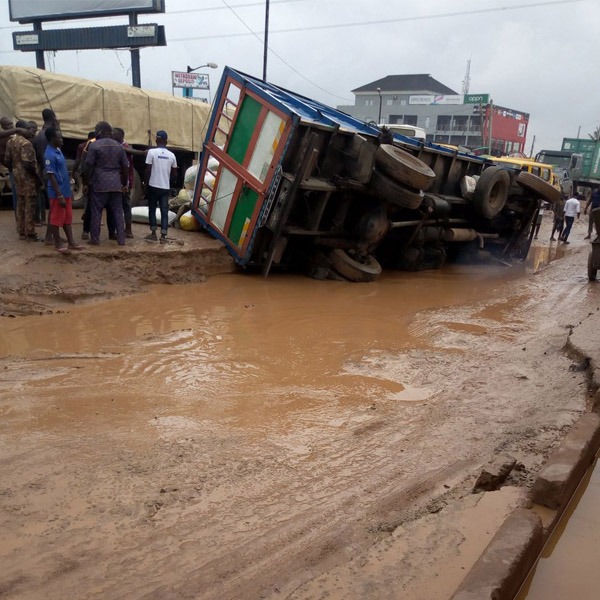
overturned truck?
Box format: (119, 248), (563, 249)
(192, 67), (560, 281)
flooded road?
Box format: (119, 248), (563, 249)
(0, 241), (595, 600)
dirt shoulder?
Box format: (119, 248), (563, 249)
(0, 209), (234, 316)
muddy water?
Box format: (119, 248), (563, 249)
(0, 266), (520, 435)
(518, 455), (600, 599)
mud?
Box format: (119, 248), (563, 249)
(0, 213), (599, 599)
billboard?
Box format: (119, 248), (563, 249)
(172, 71), (210, 90)
(464, 94), (490, 105)
(9, 0), (164, 23)
(409, 94), (463, 105)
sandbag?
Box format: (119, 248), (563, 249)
(131, 206), (177, 225)
(183, 165), (198, 190)
(179, 210), (201, 231)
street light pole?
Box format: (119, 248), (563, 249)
(263, 0), (270, 82)
(377, 87), (382, 123)
(186, 62), (218, 101)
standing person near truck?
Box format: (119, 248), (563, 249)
(550, 195), (565, 242)
(5, 121), (42, 240)
(584, 189), (600, 239)
(43, 127), (84, 253)
(85, 121), (129, 246)
(144, 130), (177, 242)
(560, 193), (581, 244)
(32, 109), (59, 231)
(1, 116), (30, 213)
(107, 127), (139, 240)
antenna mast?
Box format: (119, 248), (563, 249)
(462, 59), (471, 95)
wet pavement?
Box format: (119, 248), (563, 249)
(518, 454), (600, 599)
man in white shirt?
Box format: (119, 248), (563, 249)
(560, 194), (581, 244)
(144, 130), (178, 242)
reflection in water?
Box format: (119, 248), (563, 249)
(0, 265), (524, 432)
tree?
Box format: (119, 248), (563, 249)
(588, 126), (600, 141)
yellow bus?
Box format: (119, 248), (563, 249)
(484, 156), (560, 191)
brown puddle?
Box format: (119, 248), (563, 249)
(0, 265), (522, 435)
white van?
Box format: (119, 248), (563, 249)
(379, 123), (427, 141)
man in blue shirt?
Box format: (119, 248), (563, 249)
(44, 127), (84, 253)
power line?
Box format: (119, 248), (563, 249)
(220, 0), (352, 101)
(170, 0), (584, 41)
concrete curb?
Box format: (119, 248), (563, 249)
(450, 508), (544, 600)
(532, 412), (600, 512)
(451, 314), (600, 599)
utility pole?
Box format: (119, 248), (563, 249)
(377, 87), (382, 123)
(577, 125), (581, 139)
(529, 135), (536, 157)
(487, 100), (494, 154)
(33, 21), (45, 69)
(262, 0), (270, 82)
(129, 13), (141, 88)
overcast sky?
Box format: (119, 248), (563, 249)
(1, 0), (598, 153)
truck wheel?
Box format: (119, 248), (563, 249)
(588, 252), (598, 281)
(329, 248), (382, 282)
(130, 170), (146, 207)
(369, 169), (424, 209)
(517, 171), (562, 205)
(374, 144), (435, 191)
(65, 159), (84, 207)
(473, 167), (510, 219)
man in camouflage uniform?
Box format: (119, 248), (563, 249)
(5, 121), (42, 239)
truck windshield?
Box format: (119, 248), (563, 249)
(538, 154), (571, 169)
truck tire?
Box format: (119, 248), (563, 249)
(329, 248), (382, 282)
(369, 169), (424, 209)
(516, 171), (562, 205)
(374, 144), (435, 191)
(588, 251), (597, 281)
(65, 159), (84, 207)
(130, 170), (146, 207)
(473, 167), (510, 219)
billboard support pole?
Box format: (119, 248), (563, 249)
(129, 12), (141, 88)
(33, 21), (45, 69)
(262, 0), (269, 82)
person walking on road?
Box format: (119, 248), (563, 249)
(44, 127), (84, 253)
(4, 120), (42, 240)
(84, 121), (129, 246)
(560, 193), (581, 244)
(584, 189), (600, 239)
(144, 130), (177, 243)
(550, 195), (565, 242)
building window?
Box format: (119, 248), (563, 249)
(365, 99), (374, 106)
(400, 100), (407, 106)
(404, 115), (418, 126)
(386, 99), (393, 106)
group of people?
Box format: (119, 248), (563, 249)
(2, 109), (179, 251)
(550, 189), (600, 244)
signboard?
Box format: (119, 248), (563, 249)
(9, 0), (164, 23)
(409, 94), (463, 105)
(172, 71), (210, 90)
(12, 25), (166, 51)
(464, 94), (490, 105)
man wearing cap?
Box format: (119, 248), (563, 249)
(144, 130), (177, 242)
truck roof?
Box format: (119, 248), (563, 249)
(0, 65), (210, 151)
